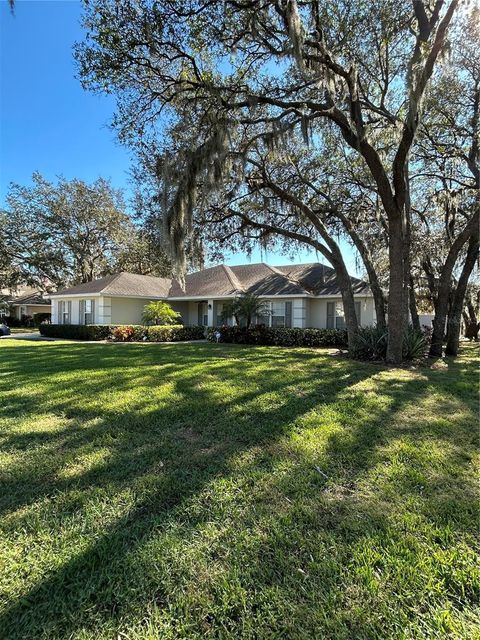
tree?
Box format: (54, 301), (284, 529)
(76, 0), (461, 362)
(142, 301), (181, 326)
(0, 173), (156, 289)
(222, 294), (271, 330)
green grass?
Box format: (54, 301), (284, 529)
(0, 341), (478, 640)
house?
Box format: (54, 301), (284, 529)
(49, 263), (375, 329)
(3, 289), (52, 321)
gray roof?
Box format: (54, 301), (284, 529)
(9, 291), (51, 306)
(53, 263), (371, 299)
(54, 273), (171, 298)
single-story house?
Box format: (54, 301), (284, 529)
(49, 263), (375, 329)
(5, 291), (52, 320)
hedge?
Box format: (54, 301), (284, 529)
(39, 324), (112, 340)
(39, 324), (205, 342)
(207, 326), (348, 348)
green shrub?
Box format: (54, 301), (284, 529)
(402, 326), (428, 360)
(207, 326), (348, 348)
(39, 324), (204, 342)
(147, 325), (205, 342)
(142, 301), (182, 325)
(350, 326), (388, 361)
(33, 312), (51, 326)
(350, 325), (428, 361)
(39, 324), (111, 340)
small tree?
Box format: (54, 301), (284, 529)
(142, 301), (181, 326)
(222, 294), (270, 329)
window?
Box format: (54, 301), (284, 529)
(257, 301), (292, 328)
(271, 301), (292, 328)
(58, 300), (71, 324)
(327, 300), (362, 328)
(80, 299), (95, 325)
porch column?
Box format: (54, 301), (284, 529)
(207, 299), (214, 327)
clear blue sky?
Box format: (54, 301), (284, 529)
(0, 0), (360, 275)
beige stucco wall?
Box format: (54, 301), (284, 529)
(307, 297), (375, 329)
(110, 297), (148, 325)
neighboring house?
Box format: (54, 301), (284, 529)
(7, 291), (52, 320)
(50, 263), (376, 329)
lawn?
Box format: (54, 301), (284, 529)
(0, 340), (478, 640)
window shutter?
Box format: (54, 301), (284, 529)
(67, 301), (72, 324)
(198, 304), (203, 326)
(91, 300), (95, 324)
(285, 301), (292, 328)
(326, 302), (335, 329)
(79, 300), (85, 325)
(58, 301), (63, 324)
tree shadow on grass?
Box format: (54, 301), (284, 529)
(0, 343), (478, 639)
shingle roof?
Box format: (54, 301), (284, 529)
(52, 263), (372, 299)
(168, 265), (243, 297)
(53, 273), (171, 298)
(9, 291), (51, 306)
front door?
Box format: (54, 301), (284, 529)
(197, 302), (208, 326)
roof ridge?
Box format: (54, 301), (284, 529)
(99, 272), (124, 293)
(222, 264), (244, 293)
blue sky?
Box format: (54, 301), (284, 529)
(0, 0), (360, 275)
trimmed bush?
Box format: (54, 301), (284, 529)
(39, 324), (111, 340)
(207, 326), (348, 348)
(39, 324), (205, 342)
(147, 325), (205, 342)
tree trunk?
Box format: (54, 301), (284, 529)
(429, 213), (479, 357)
(331, 258), (359, 351)
(386, 216), (407, 363)
(409, 277), (420, 331)
(337, 216), (387, 330)
(445, 234), (479, 356)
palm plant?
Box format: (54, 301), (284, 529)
(142, 301), (181, 326)
(222, 293), (270, 329)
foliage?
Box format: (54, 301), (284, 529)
(0, 340), (478, 638)
(351, 325), (428, 361)
(110, 325), (138, 342)
(146, 325), (204, 342)
(221, 294), (270, 329)
(0, 315), (23, 327)
(0, 172), (170, 289)
(39, 324), (111, 340)
(207, 326), (347, 348)
(142, 301), (181, 326)
(350, 326), (388, 361)
(402, 327), (428, 361)
(39, 323), (204, 342)
(32, 312), (51, 326)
